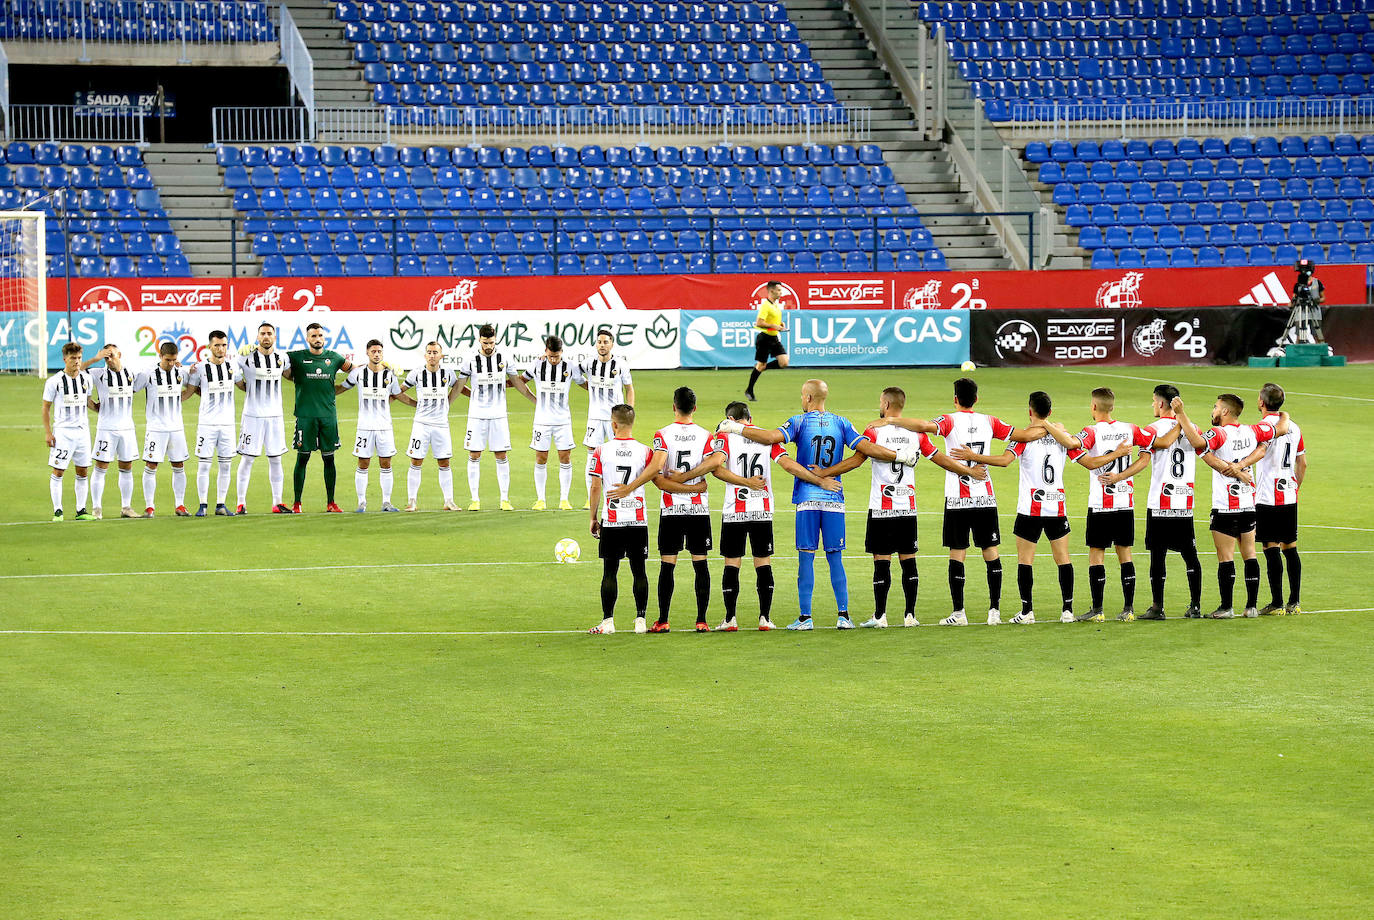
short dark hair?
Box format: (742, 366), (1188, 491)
(1091, 386), (1114, 411)
(673, 386), (696, 414)
(1259, 382), (1285, 411)
(479, 324), (497, 339)
(257, 322), (274, 332)
(766, 279), (782, 289)
(366, 339), (382, 350)
(158, 341), (178, 357)
(953, 377), (978, 408)
(724, 400), (750, 422)
(425, 341), (440, 349)
(881, 386), (906, 411)
(1153, 384), (1179, 405)
(1218, 393), (1244, 418)
(1028, 390), (1052, 418)
(62, 342), (82, 357)
(208, 330), (227, 342)
(306, 322), (323, 333)
(595, 327), (613, 340)
(610, 403), (635, 427)
(544, 335), (562, 351)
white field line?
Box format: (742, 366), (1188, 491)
(1062, 369), (1374, 403)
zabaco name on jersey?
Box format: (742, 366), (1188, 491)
(652, 422), (712, 516)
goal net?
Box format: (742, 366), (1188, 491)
(0, 210), (47, 377)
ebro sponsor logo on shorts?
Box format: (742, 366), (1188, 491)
(1046, 317), (1118, 360)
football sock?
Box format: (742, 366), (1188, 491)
(900, 557), (919, 615)
(1089, 564), (1107, 609)
(1264, 546), (1284, 607)
(379, 466), (394, 504)
(74, 473), (87, 511)
(49, 474), (62, 512)
(196, 460), (211, 505)
(236, 455), (255, 507)
(142, 467), (157, 508)
(600, 558), (619, 620)
(756, 565), (775, 621)
(628, 556), (649, 618)
(1150, 546), (1167, 608)
(171, 465), (186, 506)
(118, 467), (133, 507)
(986, 558), (1003, 609)
(217, 459), (232, 504)
(467, 458), (481, 501)
(437, 465), (454, 503)
(1058, 563), (1075, 614)
(1218, 560), (1236, 609)
(765, 358), (781, 370)
(495, 457), (510, 500)
(746, 368), (761, 393)
(91, 465), (107, 508)
(1018, 563), (1034, 614)
(321, 454), (337, 503)
(692, 558), (710, 623)
(948, 559), (966, 610)
(355, 468), (369, 506)
(797, 550), (815, 620)
(584, 454), (595, 494)
(657, 561), (674, 624)
(1243, 556), (1261, 609)
(1120, 561), (1136, 608)
(534, 462), (547, 502)
(407, 464), (422, 503)
(558, 462), (573, 502)
(292, 452), (310, 503)
(721, 564), (740, 620)
(872, 559), (892, 616)
(267, 455), (284, 505)
(1283, 547), (1301, 605)
(1181, 545), (1203, 606)
(826, 547), (848, 616)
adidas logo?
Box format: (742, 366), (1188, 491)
(1238, 272), (1291, 307)
(574, 281), (628, 311)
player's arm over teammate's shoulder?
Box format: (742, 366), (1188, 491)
(607, 448), (666, 500)
(718, 416), (788, 444)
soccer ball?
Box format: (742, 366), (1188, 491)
(960, 360), (976, 372)
(554, 537), (581, 564)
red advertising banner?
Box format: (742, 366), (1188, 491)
(49, 265), (1367, 314)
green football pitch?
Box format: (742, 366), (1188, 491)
(1, 362), (1371, 918)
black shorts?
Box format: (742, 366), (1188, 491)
(865, 512), (918, 555)
(658, 514), (713, 556)
(1210, 509), (1257, 538)
(942, 505), (1001, 550)
(1255, 503), (1299, 544)
(720, 520), (774, 558)
(1085, 509), (1135, 549)
(1145, 512), (1197, 552)
(754, 331), (786, 364)
(1013, 513), (1071, 543)
(599, 525), (649, 561)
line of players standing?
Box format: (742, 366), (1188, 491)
(584, 376), (1305, 634)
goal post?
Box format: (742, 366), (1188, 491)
(0, 210), (48, 377)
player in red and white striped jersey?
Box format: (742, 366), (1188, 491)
(1173, 394), (1289, 619)
(1247, 383), (1307, 615)
(955, 392), (1079, 624)
(648, 386), (715, 631)
(587, 404), (657, 634)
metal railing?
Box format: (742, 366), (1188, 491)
(278, 3), (314, 136)
(4, 104), (148, 144)
(1009, 96), (1374, 141)
(212, 106), (313, 145)
(0, 44), (9, 141)
(3, 0), (278, 62)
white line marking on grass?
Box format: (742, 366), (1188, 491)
(1063, 369), (1374, 403)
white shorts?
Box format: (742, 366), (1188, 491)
(93, 426), (139, 463)
(49, 429), (91, 470)
(195, 424), (237, 460)
(583, 419), (614, 449)
(465, 417), (512, 452)
(354, 428), (397, 459)
(238, 415), (287, 458)
(144, 429), (189, 464)
(530, 423), (575, 452)
(407, 422), (453, 461)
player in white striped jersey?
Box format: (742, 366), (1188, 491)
(41, 342), (95, 522)
(184, 330), (238, 517)
(137, 341), (190, 517)
(1246, 383), (1306, 615)
(234, 322), (291, 514)
(398, 341), (462, 511)
(87, 343), (143, 519)
(337, 339), (404, 513)
(457, 324), (535, 512)
(587, 403), (656, 634)
(521, 335), (587, 511)
(579, 328), (635, 510)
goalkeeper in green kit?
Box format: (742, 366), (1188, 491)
(284, 322), (353, 512)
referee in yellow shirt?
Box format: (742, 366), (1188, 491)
(745, 280), (789, 401)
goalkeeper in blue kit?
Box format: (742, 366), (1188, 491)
(718, 378), (921, 629)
